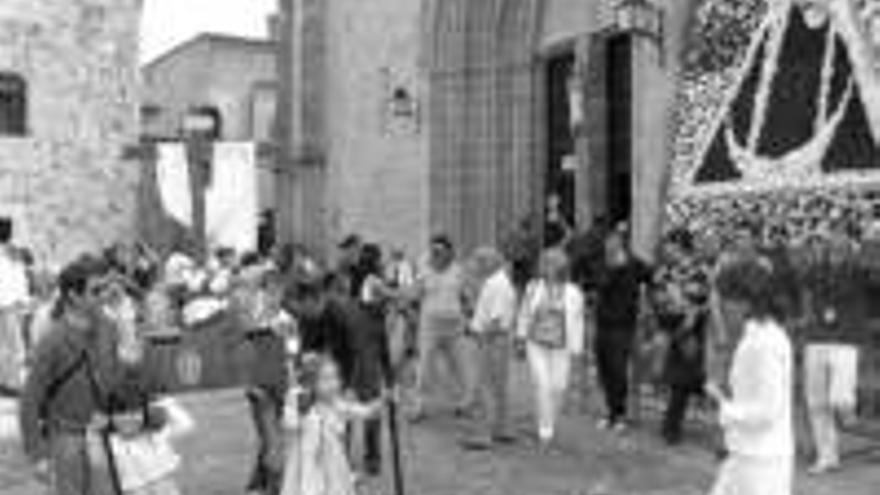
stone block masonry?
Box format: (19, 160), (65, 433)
(0, 0), (142, 267)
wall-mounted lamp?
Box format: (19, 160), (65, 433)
(615, 0), (664, 41)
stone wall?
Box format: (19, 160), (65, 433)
(0, 0), (142, 267)
(142, 35), (277, 142)
(322, 0), (428, 254)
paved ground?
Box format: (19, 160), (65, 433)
(2, 362), (880, 495)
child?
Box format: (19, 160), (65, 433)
(281, 354), (385, 495)
(705, 258), (793, 495)
(98, 368), (195, 495)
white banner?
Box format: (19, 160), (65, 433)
(206, 142), (258, 254)
(156, 144), (193, 227)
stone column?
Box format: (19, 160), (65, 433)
(573, 35), (593, 229)
(276, 0), (328, 253)
(630, 30), (666, 262)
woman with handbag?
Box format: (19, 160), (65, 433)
(515, 249), (585, 452)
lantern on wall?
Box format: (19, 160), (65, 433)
(390, 87), (416, 119)
(615, 0), (664, 40)
(381, 67), (420, 136)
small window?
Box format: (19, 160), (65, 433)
(140, 104), (161, 120)
(189, 105), (223, 140)
(0, 73), (27, 136)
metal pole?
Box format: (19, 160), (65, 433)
(387, 383), (405, 495)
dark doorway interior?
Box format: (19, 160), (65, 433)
(606, 33), (633, 227)
(545, 49), (576, 245)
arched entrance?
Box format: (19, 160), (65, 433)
(425, 0), (677, 257)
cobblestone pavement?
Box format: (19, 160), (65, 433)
(2, 363), (880, 495)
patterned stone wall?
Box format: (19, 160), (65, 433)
(0, 0), (142, 266)
(665, 0), (880, 246)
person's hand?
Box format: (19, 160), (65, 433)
(89, 412), (110, 432)
(704, 381), (727, 403)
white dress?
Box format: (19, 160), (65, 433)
(109, 397), (195, 494)
(281, 399), (376, 495)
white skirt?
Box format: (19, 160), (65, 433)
(709, 454), (792, 495)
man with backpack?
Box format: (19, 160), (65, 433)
(19, 257), (124, 495)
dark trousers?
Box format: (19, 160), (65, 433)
(344, 408), (383, 475)
(363, 416), (383, 472)
(245, 387), (284, 495)
(595, 332), (634, 422)
(662, 384), (698, 443)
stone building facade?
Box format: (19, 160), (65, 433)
(0, 0), (142, 266)
(278, 0), (878, 258)
(141, 32), (278, 211)
(278, 0), (696, 257)
(141, 33), (277, 143)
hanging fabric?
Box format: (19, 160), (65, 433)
(156, 144), (194, 228)
(206, 142), (258, 254)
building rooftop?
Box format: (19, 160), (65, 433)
(142, 32), (276, 70)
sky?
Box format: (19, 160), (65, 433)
(140, 0), (277, 63)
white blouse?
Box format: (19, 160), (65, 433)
(516, 280), (586, 355)
(719, 319), (793, 459)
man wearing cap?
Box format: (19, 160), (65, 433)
(461, 247), (517, 449)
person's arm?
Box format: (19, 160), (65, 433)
(156, 397), (195, 439)
(342, 397), (386, 420)
(566, 285), (586, 356)
(515, 281), (537, 341)
(469, 282), (490, 335)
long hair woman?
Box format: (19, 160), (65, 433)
(515, 249), (585, 452)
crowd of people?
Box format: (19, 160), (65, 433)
(0, 206), (872, 495)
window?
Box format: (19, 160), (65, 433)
(0, 73), (27, 136)
(188, 105), (223, 140)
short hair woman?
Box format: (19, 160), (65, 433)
(705, 259), (794, 495)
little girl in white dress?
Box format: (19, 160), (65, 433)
(281, 354), (385, 495)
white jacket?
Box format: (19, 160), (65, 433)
(720, 319), (794, 459)
(516, 280), (585, 355)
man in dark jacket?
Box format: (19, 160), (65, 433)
(286, 272), (391, 475)
(594, 229), (653, 431)
(325, 280), (391, 476)
(19, 257), (123, 495)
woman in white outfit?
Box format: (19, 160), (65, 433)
(516, 249), (585, 451)
(705, 258), (794, 495)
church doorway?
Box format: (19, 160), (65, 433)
(544, 48), (576, 245)
(605, 32), (634, 228)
